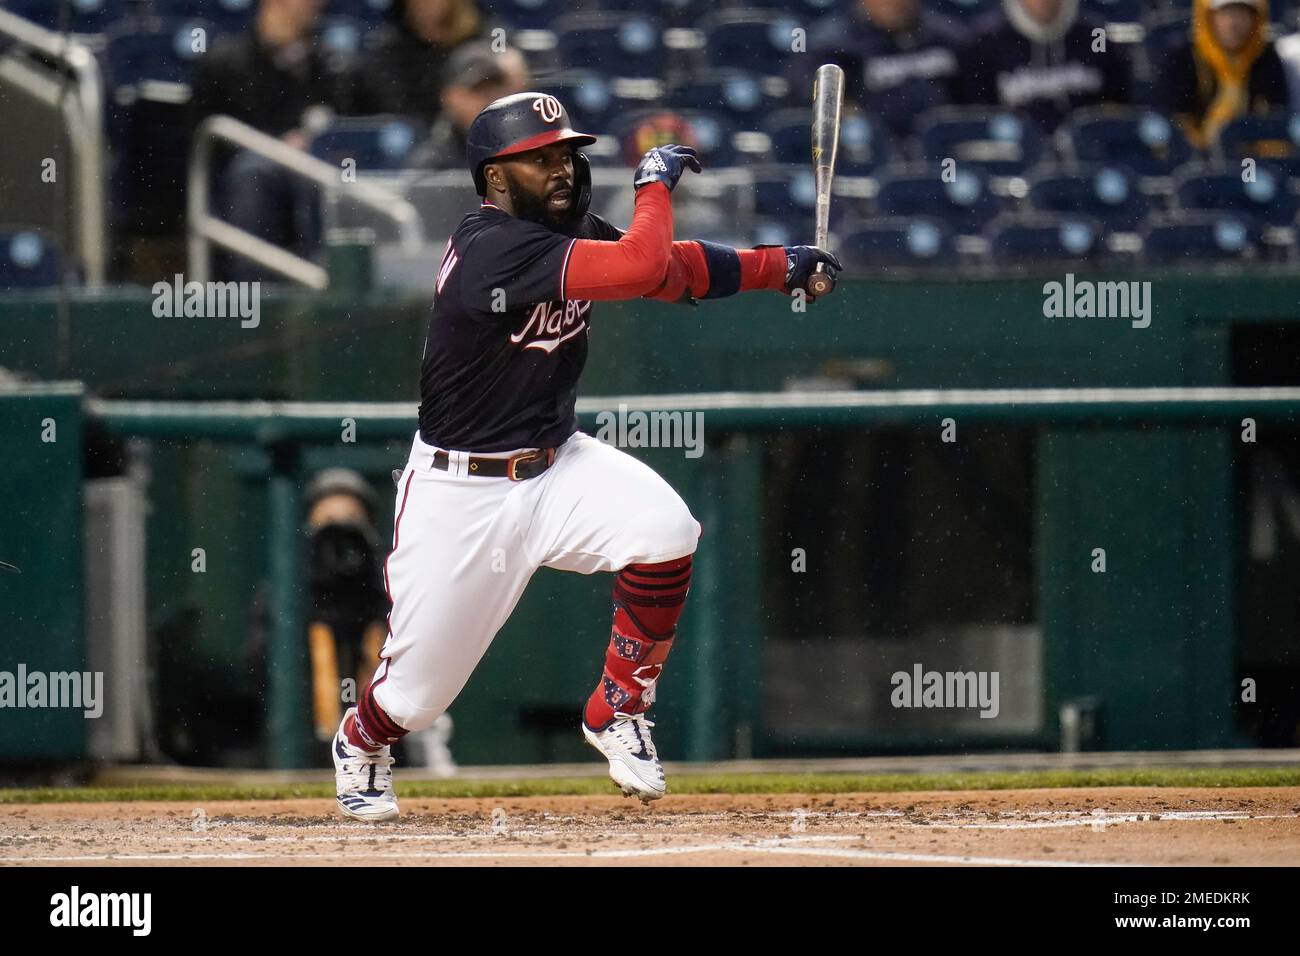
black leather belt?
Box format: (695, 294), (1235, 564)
(431, 447), (556, 481)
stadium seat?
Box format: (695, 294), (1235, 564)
(1026, 165), (1152, 230)
(698, 11), (806, 78)
(490, 0), (570, 30)
(668, 70), (779, 125)
(612, 108), (743, 167)
(916, 107), (1046, 177)
(0, 230), (64, 289)
(875, 164), (1003, 234)
(554, 13), (665, 78)
(839, 217), (960, 270)
(925, 0), (998, 23)
(3, 0), (126, 34)
(326, 0), (395, 23)
(1218, 112), (1300, 179)
(765, 108), (891, 175)
(103, 18), (211, 235)
(309, 117), (423, 171)
(153, 0), (257, 34)
(1082, 0), (1144, 23)
(318, 15), (366, 56)
(591, 0), (711, 26)
(533, 71), (621, 134)
(1174, 164), (1299, 225)
(1140, 211), (1260, 263)
(1058, 107), (1192, 177)
(986, 213), (1107, 265)
(1141, 10), (1191, 59)
(751, 166), (824, 238)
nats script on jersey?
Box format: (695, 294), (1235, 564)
(418, 202), (624, 454)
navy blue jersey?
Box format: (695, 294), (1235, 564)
(418, 203), (622, 453)
(952, 13), (1132, 131)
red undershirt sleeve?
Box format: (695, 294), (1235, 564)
(641, 242), (788, 304)
(563, 182), (673, 301)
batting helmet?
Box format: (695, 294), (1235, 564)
(466, 92), (598, 216)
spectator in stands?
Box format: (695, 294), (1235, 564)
(191, 0), (363, 278)
(1152, 0), (1290, 149)
(405, 42), (528, 169)
(794, 0), (960, 142)
(191, 0), (358, 146)
(952, 0), (1132, 131)
(357, 0), (492, 124)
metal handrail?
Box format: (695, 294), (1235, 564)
(188, 115), (425, 288)
(0, 7), (106, 288)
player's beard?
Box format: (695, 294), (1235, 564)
(504, 174), (582, 234)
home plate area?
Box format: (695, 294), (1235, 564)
(3, 788), (1298, 866)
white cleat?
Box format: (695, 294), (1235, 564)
(332, 707), (399, 822)
(582, 712), (666, 804)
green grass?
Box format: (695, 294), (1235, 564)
(1, 766), (1298, 804)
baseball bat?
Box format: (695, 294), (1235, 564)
(808, 63), (844, 298)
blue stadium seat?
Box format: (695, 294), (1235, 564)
(926, 0), (999, 23)
(699, 11), (806, 78)
(987, 213), (1107, 265)
(751, 165), (824, 237)
(1142, 11), (1190, 59)
(4, 0), (126, 33)
(916, 107), (1045, 177)
(554, 13), (664, 78)
(875, 164), (1003, 234)
(1174, 164), (1299, 225)
(668, 70), (779, 125)
(1059, 107), (1192, 176)
(1082, 0), (1144, 23)
(717, 0), (850, 13)
(104, 17), (210, 86)
(1026, 165), (1152, 229)
(490, 0), (570, 30)
(1140, 211), (1260, 264)
(153, 0), (257, 34)
(839, 217), (959, 270)
(103, 19), (211, 235)
(309, 118), (422, 171)
(326, 0), (395, 22)
(591, 0), (712, 27)
(612, 108), (743, 166)
(318, 15), (366, 56)
(0, 230), (64, 289)
(1218, 112), (1300, 179)
(534, 72), (620, 134)
(765, 109), (891, 175)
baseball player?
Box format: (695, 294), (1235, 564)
(332, 92), (842, 820)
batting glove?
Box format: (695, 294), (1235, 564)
(634, 144), (703, 193)
(759, 244), (844, 300)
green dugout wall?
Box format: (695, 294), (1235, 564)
(1, 271), (1298, 765)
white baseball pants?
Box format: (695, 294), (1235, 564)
(370, 429), (702, 733)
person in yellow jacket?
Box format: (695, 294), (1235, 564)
(1153, 0), (1290, 149)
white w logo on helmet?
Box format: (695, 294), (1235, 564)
(532, 94), (563, 124)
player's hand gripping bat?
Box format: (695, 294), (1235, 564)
(807, 63), (844, 298)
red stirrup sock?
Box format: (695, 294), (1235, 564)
(583, 555), (693, 730)
(345, 681), (408, 752)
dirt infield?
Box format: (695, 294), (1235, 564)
(2, 786), (1298, 866)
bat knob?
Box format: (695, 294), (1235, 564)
(806, 264), (835, 298)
